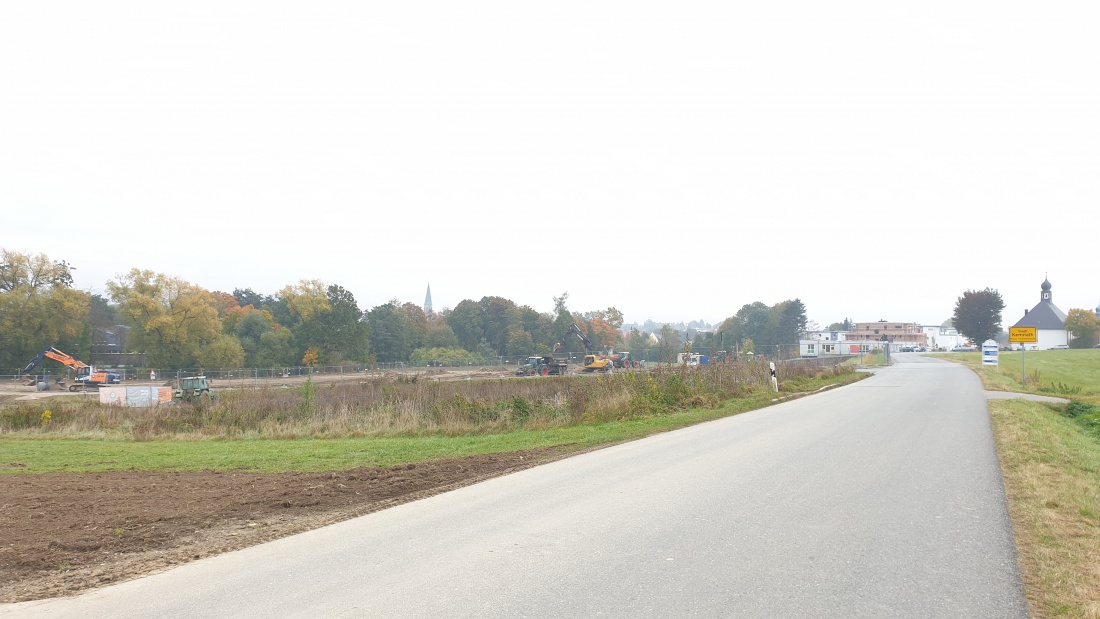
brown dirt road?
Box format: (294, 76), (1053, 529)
(0, 446), (579, 603)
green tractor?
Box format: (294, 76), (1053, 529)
(175, 376), (214, 402)
(516, 355), (568, 377)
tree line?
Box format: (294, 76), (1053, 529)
(1, 249), (813, 372)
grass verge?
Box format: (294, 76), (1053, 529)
(990, 399), (1100, 618)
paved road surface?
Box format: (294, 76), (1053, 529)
(5, 355), (1027, 617)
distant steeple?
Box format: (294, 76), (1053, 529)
(424, 284), (433, 314)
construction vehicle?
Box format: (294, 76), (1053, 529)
(174, 376), (214, 402)
(568, 323), (615, 373)
(581, 354), (614, 372)
(516, 355), (569, 377)
(21, 347), (122, 391)
(609, 351), (638, 369)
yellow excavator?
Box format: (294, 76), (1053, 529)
(22, 347), (122, 391)
(568, 324), (613, 373)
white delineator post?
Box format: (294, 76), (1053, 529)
(770, 361), (778, 392)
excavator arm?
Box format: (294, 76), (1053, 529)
(568, 323), (593, 354)
(23, 347), (89, 374)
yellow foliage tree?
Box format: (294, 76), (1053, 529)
(1065, 308), (1100, 348)
(278, 280), (331, 323)
(108, 269), (223, 368)
(588, 318), (621, 351)
(0, 249), (90, 367)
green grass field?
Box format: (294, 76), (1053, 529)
(939, 349), (1100, 405)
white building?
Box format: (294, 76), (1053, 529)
(800, 339), (875, 357)
(1010, 277), (1069, 350)
(920, 325), (968, 351)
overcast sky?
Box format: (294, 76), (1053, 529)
(3, 1), (1097, 329)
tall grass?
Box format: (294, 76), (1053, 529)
(1, 359), (852, 440)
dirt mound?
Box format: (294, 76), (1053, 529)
(0, 447), (577, 603)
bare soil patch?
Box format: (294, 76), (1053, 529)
(0, 446), (578, 603)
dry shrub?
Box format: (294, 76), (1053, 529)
(1, 358), (854, 440)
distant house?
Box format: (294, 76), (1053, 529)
(1010, 277), (1068, 350)
(800, 339), (873, 357)
(920, 325), (967, 351)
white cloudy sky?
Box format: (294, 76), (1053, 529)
(3, 1), (1097, 328)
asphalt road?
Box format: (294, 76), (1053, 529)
(5, 355), (1028, 618)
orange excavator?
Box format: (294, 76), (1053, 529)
(22, 347), (121, 391)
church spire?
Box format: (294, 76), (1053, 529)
(424, 283), (433, 314)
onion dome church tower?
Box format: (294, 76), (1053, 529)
(1011, 275), (1068, 349)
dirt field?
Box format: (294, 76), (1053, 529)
(0, 446), (582, 603)
(0, 366), (611, 603)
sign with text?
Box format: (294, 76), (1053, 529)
(1009, 327), (1038, 343)
(982, 340), (999, 366)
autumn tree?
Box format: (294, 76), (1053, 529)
(952, 288), (1005, 346)
(209, 291), (241, 318)
(587, 317), (621, 351)
(1065, 308), (1100, 348)
(583, 307), (624, 330)
(0, 249), (75, 292)
(0, 249), (91, 369)
(280, 282), (370, 364)
(107, 270), (234, 369)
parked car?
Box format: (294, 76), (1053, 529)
(1051, 344), (1069, 349)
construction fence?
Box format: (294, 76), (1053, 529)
(1, 344), (821, 388)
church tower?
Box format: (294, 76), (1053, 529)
(424, 284), (433, 314)
(1012, 275), (1068, 349)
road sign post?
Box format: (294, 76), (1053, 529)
(1009, 327), (1038, 386)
